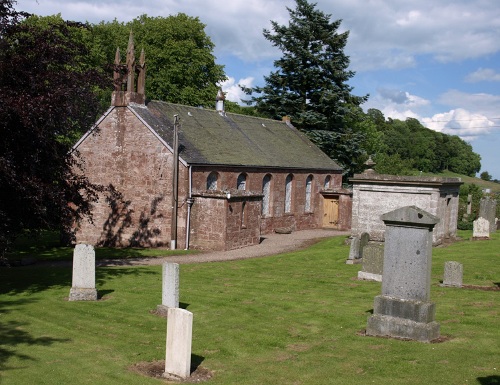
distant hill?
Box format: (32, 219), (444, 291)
(421, 171), (500, 193)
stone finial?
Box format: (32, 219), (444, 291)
(113, 48), (121, 91)
(364, 155), (376, 174)
(111, 31), (146, 106)
(216, 88), (225, 112)
(126, 31), (135, 93)
(136, 48), (146, 95)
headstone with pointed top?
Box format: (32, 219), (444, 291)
(366, 206), (440, 342)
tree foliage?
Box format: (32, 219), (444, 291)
(0, 2), (107, 257)
(245, 0), (367, 176)
(361, 109), (481, 177)
(89, 14), (226, 107)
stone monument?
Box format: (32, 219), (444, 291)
(357, 243), (384, 282)
(164, 308), (193, 380)
(366, 206), (440, 342)
(479, 197), (497, 233)
(157, 262), (180, 315)
(442, 261), (463, 288)
(69, 244), (98, 301)
(346, 232), (369, 264)
(473, 217), (490, 240)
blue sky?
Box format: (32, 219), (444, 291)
(15, 0), (500, 179)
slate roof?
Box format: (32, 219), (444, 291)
(130, 100), (342, 171)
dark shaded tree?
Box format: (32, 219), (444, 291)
(0, 1), (107, 258)
(245, 0), (367, 176)
(480, 171), (492, 181)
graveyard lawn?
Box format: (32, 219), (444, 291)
(0, 230), (498, 385)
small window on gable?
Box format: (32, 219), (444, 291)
(305, 175), (313, 212)
(285, 174), (293, 213)
(324, 175), (331, 189)
(262, 174), (272, 216)
(207, 172), (218, 190)
(237, 173), (247, 190)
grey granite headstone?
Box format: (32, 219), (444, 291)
(366, 206), (440, 342)
(466, 194), (472, 215)
(163, 308), (193, 380)
(347, 232), (370, 264)
(442, 261), (463, 287)
(479, 197), (497, 233)
(157, 262), (180, 315)
(357, 243), (384, 281)
(473, 217), (490, 239)
(69, 244), (98, 301)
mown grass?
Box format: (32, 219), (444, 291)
(0, 230), (498, 384)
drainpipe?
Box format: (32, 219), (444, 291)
(185, 165), (193, 250)
(170, 115), (179, 250)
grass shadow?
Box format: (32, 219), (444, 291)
(0, 299), (70, 372)
(477, 376), (500, 385)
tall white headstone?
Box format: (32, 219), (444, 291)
(157, 262), (179, 315)
(164, 308), (193, 380)
(69, 244), (98, 301)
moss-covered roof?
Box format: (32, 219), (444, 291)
(130, 101), (342, 171)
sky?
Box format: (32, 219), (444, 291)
(14, 0), (500, 180)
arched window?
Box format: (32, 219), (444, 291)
(324, 175), (331, 189)
(305, 175), (313, 212)
(237, 173), (247, 190)
(285, 174), (293, 213)
(207, 172), (218, 190)
(262, 174), (272, 215)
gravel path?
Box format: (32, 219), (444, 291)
(95, 229), (350, 267)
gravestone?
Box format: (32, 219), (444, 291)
(163, 308), (193, 380)
(69, 244), (98, 301)
(466, 194), (472, 215)
(479, 197), (497, 233)
(442, 261), (463, 288)
(366, 206), (440, 342)
(496, 218), (499, 230)
(473, 217), (490, 239)
(346, 232), (369, 264)
(157, 262), (180, 315)
(357, 243), (384, 281)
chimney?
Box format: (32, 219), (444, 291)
(111, 31), (146, 106)
(216, 88), (225, 114)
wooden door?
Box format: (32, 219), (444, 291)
(323, 197), (339, 228)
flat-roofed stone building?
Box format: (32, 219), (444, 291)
(349, 171), (462, 245)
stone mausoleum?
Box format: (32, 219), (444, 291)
(349, 167), (462, 245)
(71, 35), (351, 251)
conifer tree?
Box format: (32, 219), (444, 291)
(247, 0), (367, 174)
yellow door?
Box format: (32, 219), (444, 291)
(323, 198), (339, 228)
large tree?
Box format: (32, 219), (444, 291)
(0, 1), (107, 257)
(247, 0), (367, 174)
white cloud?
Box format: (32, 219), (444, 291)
(220, 76), (254, 104)
(437, 90), (500, 118)
(16, 0), (500, 72)
(465, 68), (500, 83)
(422, 108), (496, 140)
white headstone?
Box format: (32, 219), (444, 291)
(157, 263), (180, 315)
(164, 308), (193, 380)
(442, 261), (463, 287)
(69, 244), (97, 301)
(473, 217), (490, 239)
